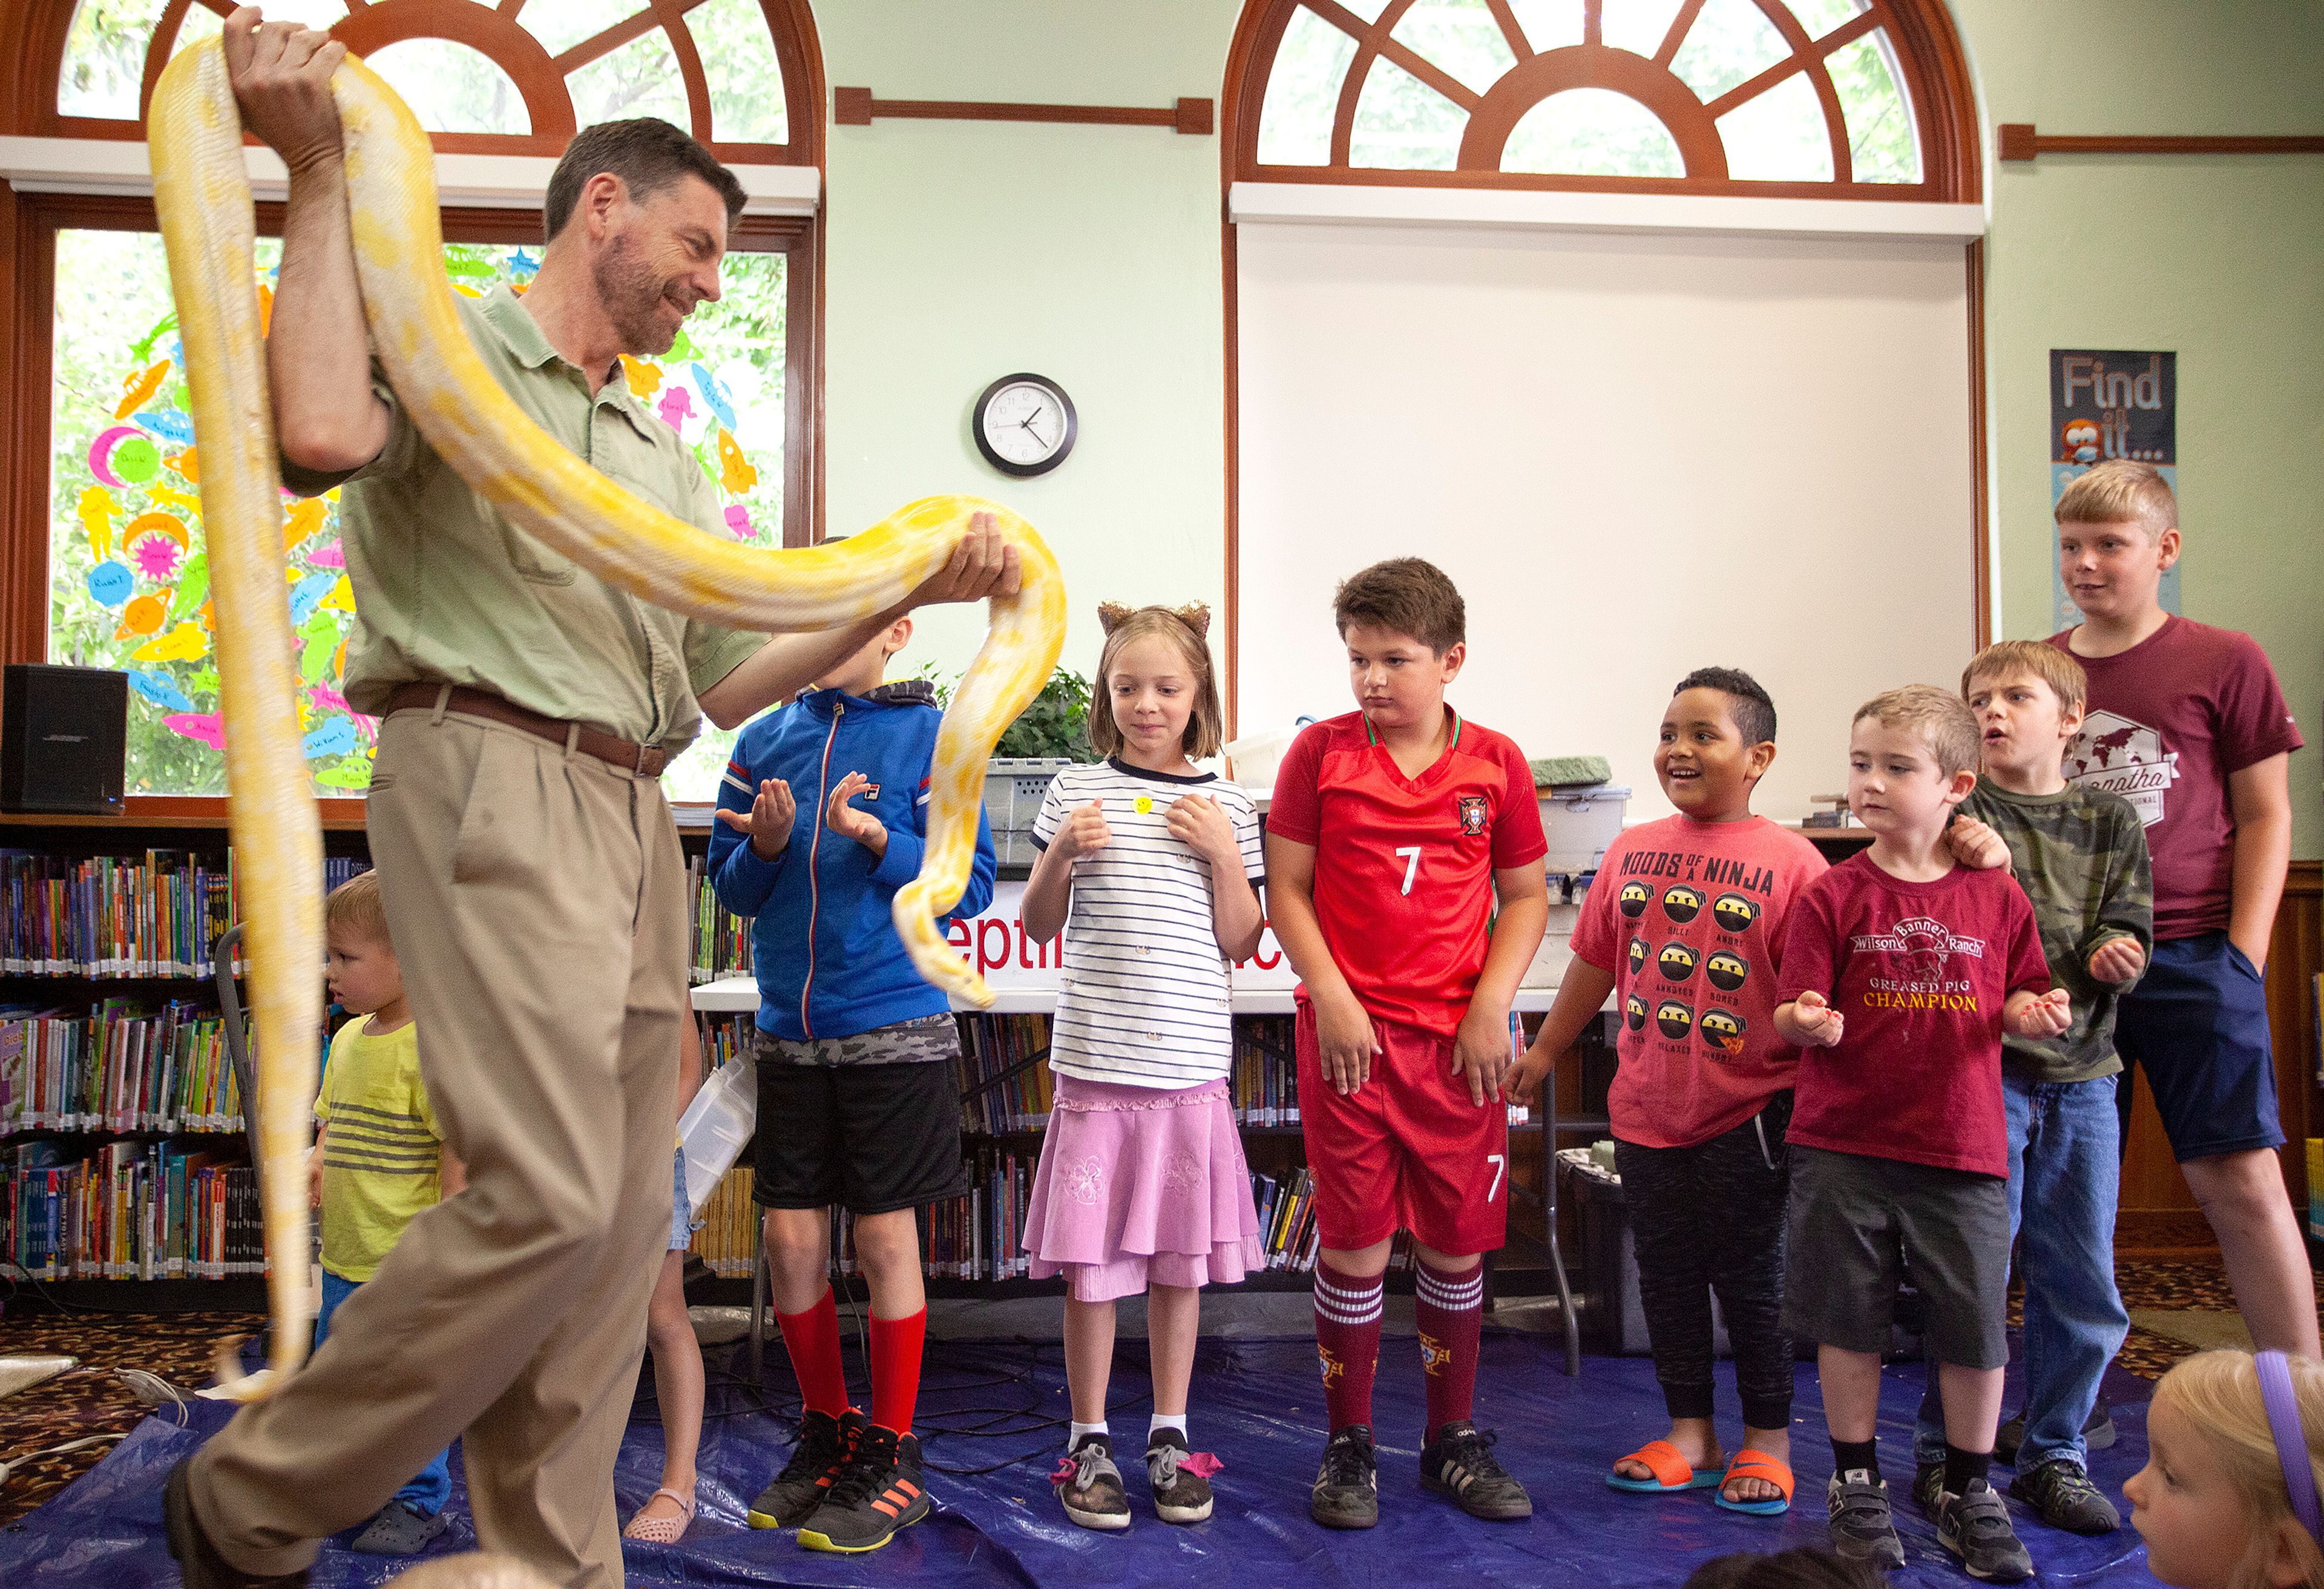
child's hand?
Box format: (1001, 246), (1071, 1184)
(715, 777), (796, 861)
(2010, 987), (2073, 1038)
(1165, 794), (1239, 870)
(1055, 800), (1111, 860)
(1315, 989), (1382, 1096)
(1505, 1036), (1554, 1099)
(1787, 991), (1846, 1048)
(2087, 936), (2146, 984)
(306, 1140), (324, 1209)
(1451, 1005), (1514, 1106)
(1946, 817), (2011, 872)
(824, 771), (887, 857)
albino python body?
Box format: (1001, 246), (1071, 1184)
(148, 41), (1065, 1398)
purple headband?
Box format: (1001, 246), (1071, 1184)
(2256, 1350), (2323, 1545)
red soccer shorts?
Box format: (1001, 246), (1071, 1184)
(1296, 999), (1510, 1257)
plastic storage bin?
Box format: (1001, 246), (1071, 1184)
(984, 757), (1074, 869)
(1538, 784), (1630, 878)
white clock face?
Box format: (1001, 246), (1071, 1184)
(982, 383), (1066, 466)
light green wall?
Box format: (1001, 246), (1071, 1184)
(1951, 0), (2324, 857)
(816, 1), (1242, 694)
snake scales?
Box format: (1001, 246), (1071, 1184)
(148, 40), (1066, 1398)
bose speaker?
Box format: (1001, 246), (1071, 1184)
(2, 664), (128, 815)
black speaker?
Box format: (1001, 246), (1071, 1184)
(2, 664), (129, 815)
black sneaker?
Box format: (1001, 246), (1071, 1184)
(2009, 1456), (2120, 1535)
(1827, 1469), (1906, 1570)
(1419, 1421), (1533, 1521)
(796, 1424), (930, 1554)
(1995, 1401), (2115, 1466)
(1055, 1433), (1131, 1531)
(1146, 1428), (1215, 1524)
(1914, 1458), (1947, 1519)
(1938, 1478), (2035, 1581)
(348, 1501), (447, 1555)
(1311, 1424), (1379, 1530)
(163, 1459), (313, 1588)
(749, 1408), (864, 1530)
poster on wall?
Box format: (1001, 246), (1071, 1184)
(2050, 349), (2179, 631)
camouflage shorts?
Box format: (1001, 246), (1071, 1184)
(757, 1012), (960, 1067)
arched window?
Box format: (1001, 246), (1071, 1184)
(3, 0), (826, 805)
(1225, 0), (1979, 200)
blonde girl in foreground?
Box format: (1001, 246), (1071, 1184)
(2128, 1349), (2324, 1589)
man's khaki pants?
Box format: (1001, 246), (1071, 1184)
(190, 705), (684, 1588)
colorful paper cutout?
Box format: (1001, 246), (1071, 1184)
(127, 670), (195, 712)
(162, 712), (225, 749)
(724, 503), (754, 539)
(132, 622), (209, 663)
(85, 561), (134, 607)
(116, 593), (168, 637)
(288, 570), (338, 625)
(283, 497), (325, 550)
(620, 354), (663, 398)
(115, 358), (171, 419)
(716, 427), (757, 493)
(301, 717), (358, 759)
(148, 484), (203, 516)
(315, 758), (375, 790)
(137, 408), (195, 445)
(131, 536), (182, 581)
(79, 488), (118, 558)
(690, 363), (735, 429)
(307, 539), (346, 569)
(166, 447), (199, 483)
(88, 426), (151, 487)
(656, 386), (695, 430)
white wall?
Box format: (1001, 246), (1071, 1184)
(1235, 220), (1975, 823)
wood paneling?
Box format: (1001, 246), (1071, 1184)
(2000, 124), (2324, 162)
(832, 89), (1215, 135)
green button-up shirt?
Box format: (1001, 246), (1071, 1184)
(284, 285), (763, 753)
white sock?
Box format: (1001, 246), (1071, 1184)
(1150, 1413), (1187, 1447)
(1069, 1420), (1109, 1451)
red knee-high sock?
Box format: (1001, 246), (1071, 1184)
(1414, 1257), (1484, 1443)
(870, 1308), (927, 1438)
(1313, 1263), (1385, 1433)
(776, 1287), (851, 1420)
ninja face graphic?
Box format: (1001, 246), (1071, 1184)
(1625, 993), (1649, 1031)
(1628, 937), (1650, 977)
(1712, 893), (1758, 934)
(1662, 885), (1703, 924)
(1705, 950), (1749, 992)
(1657, 942), (1699, 982)
(1655, 999), (1694, 1041)
(1700, 1008), (1746, 1053)
(1619, 881), (1652, 919)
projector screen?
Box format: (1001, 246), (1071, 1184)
(1234, 220), (1978, 827)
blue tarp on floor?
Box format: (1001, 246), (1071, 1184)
(1, 1331), (2162, 1587)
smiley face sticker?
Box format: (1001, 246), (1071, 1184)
(1135, 795), (1154, 815)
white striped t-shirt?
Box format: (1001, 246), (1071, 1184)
(1032, 758), (1265, 1088)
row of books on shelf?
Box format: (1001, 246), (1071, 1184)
(1, 848), (369, 979)
(1253, 1166), (1323, 1272)
(2, 1000), (246, 1135)
(956, 1014), (1053, 1133)
(687, 858), (752, 985)
(2, 1139), (266, 1280)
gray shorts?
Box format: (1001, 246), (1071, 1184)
(1782, 1146), (2011, 1370)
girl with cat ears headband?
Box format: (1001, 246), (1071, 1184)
(1089, 602), (1222, 762)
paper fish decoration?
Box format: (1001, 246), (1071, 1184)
(689, 363), (736, 429)
(716, 427), (757, 494)
(163, 712), (226, 749)
(134, 622), (209, 663)
(117, 592), (169, 638)
(619, 355), (663, 398)
(657, 386), (695, 430)
(115, 359), (171, 420)
(85, 560), (133, 608)
(79, 487), (117, 559)
(127, 670), (195, 712)
(283, 496), (326, 551)
(301, 717), (359, 759)
(288, 570), (339, 625)
(137, 408), (196, 445)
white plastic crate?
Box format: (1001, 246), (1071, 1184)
(983, 758), (1074, 868)
(1538, 784), (1630, 878)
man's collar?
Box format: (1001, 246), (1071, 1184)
(480, 284), (657, 433)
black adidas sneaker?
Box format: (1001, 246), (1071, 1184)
(797, 1423), (931, 1554)
(1311, 1425), (1379, 1530)
(1419, 1422), (1533, 1521)
(749, 1408), (864, 1530)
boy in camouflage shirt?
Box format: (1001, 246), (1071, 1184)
(1914, 641), (2152, 1536)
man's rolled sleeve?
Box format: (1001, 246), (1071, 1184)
(277, 370), (420, 498)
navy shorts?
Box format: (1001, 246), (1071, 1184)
(2113, 931), (2283, 1163)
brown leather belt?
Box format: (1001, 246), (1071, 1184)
(383, 683), (669, 777)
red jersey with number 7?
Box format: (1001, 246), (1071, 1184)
(1267, 708), (1548, 1036)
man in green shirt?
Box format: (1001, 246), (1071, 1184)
(168, 12), (1014, 1589)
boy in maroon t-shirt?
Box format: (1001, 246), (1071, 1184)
(2044, 459), (2312, 1359)
(1776, 687), (2066, 1581)
(1266, 558), (1549, 1531)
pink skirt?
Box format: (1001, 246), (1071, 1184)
(1023, 1075), (1265, 1303)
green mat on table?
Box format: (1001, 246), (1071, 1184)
(1530, 755), (1611, 789)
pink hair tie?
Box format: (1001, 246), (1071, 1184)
(2256, 1350), (2323, 1544)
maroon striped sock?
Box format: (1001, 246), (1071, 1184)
(1415, 1257), (1484, 1443)
(1313, 1263), (1384, 1432)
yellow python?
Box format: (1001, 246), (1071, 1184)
(148, 41), (1066, 1398)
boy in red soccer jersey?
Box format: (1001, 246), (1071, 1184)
(1265, 558), (1551, 1531)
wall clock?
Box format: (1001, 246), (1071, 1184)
(972, 373), (1077, 477)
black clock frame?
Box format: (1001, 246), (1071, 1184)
(971, 373), (1077, 478)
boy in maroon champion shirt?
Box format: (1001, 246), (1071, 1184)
(1775, 687), (2068, 1582)
(2046, 460), (2312, 1359)
(1265, 558), (1550, 1531)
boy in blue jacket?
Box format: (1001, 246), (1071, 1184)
(711, 613), (997, 1554)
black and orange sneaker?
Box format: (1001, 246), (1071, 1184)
(796, 1424), (931, 1554)
(749, 1408), (864, 1530)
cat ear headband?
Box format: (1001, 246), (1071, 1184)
(1096, 602), (1212, 640)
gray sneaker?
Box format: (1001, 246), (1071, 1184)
(349, 1501), (447, 1556)
(1055, 1434), (1131, 1531)
(1146, 1428), (1215, 1524)
(1937, 1478), (2035, 1582)
(1996, 1402), (2115, 1466)
(1310, 1425), (1379, 1530)
(1827, 1469), (1906, 1570)
(2009, 1457), (2120, 1535)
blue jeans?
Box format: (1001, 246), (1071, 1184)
(1914, 1070), (2129, 1470)
(317, 1269), (455, 1516)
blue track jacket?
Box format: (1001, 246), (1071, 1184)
(709, 680), (997, 1040)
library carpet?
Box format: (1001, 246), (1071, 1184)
(2, 1327), (2165, 1587)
